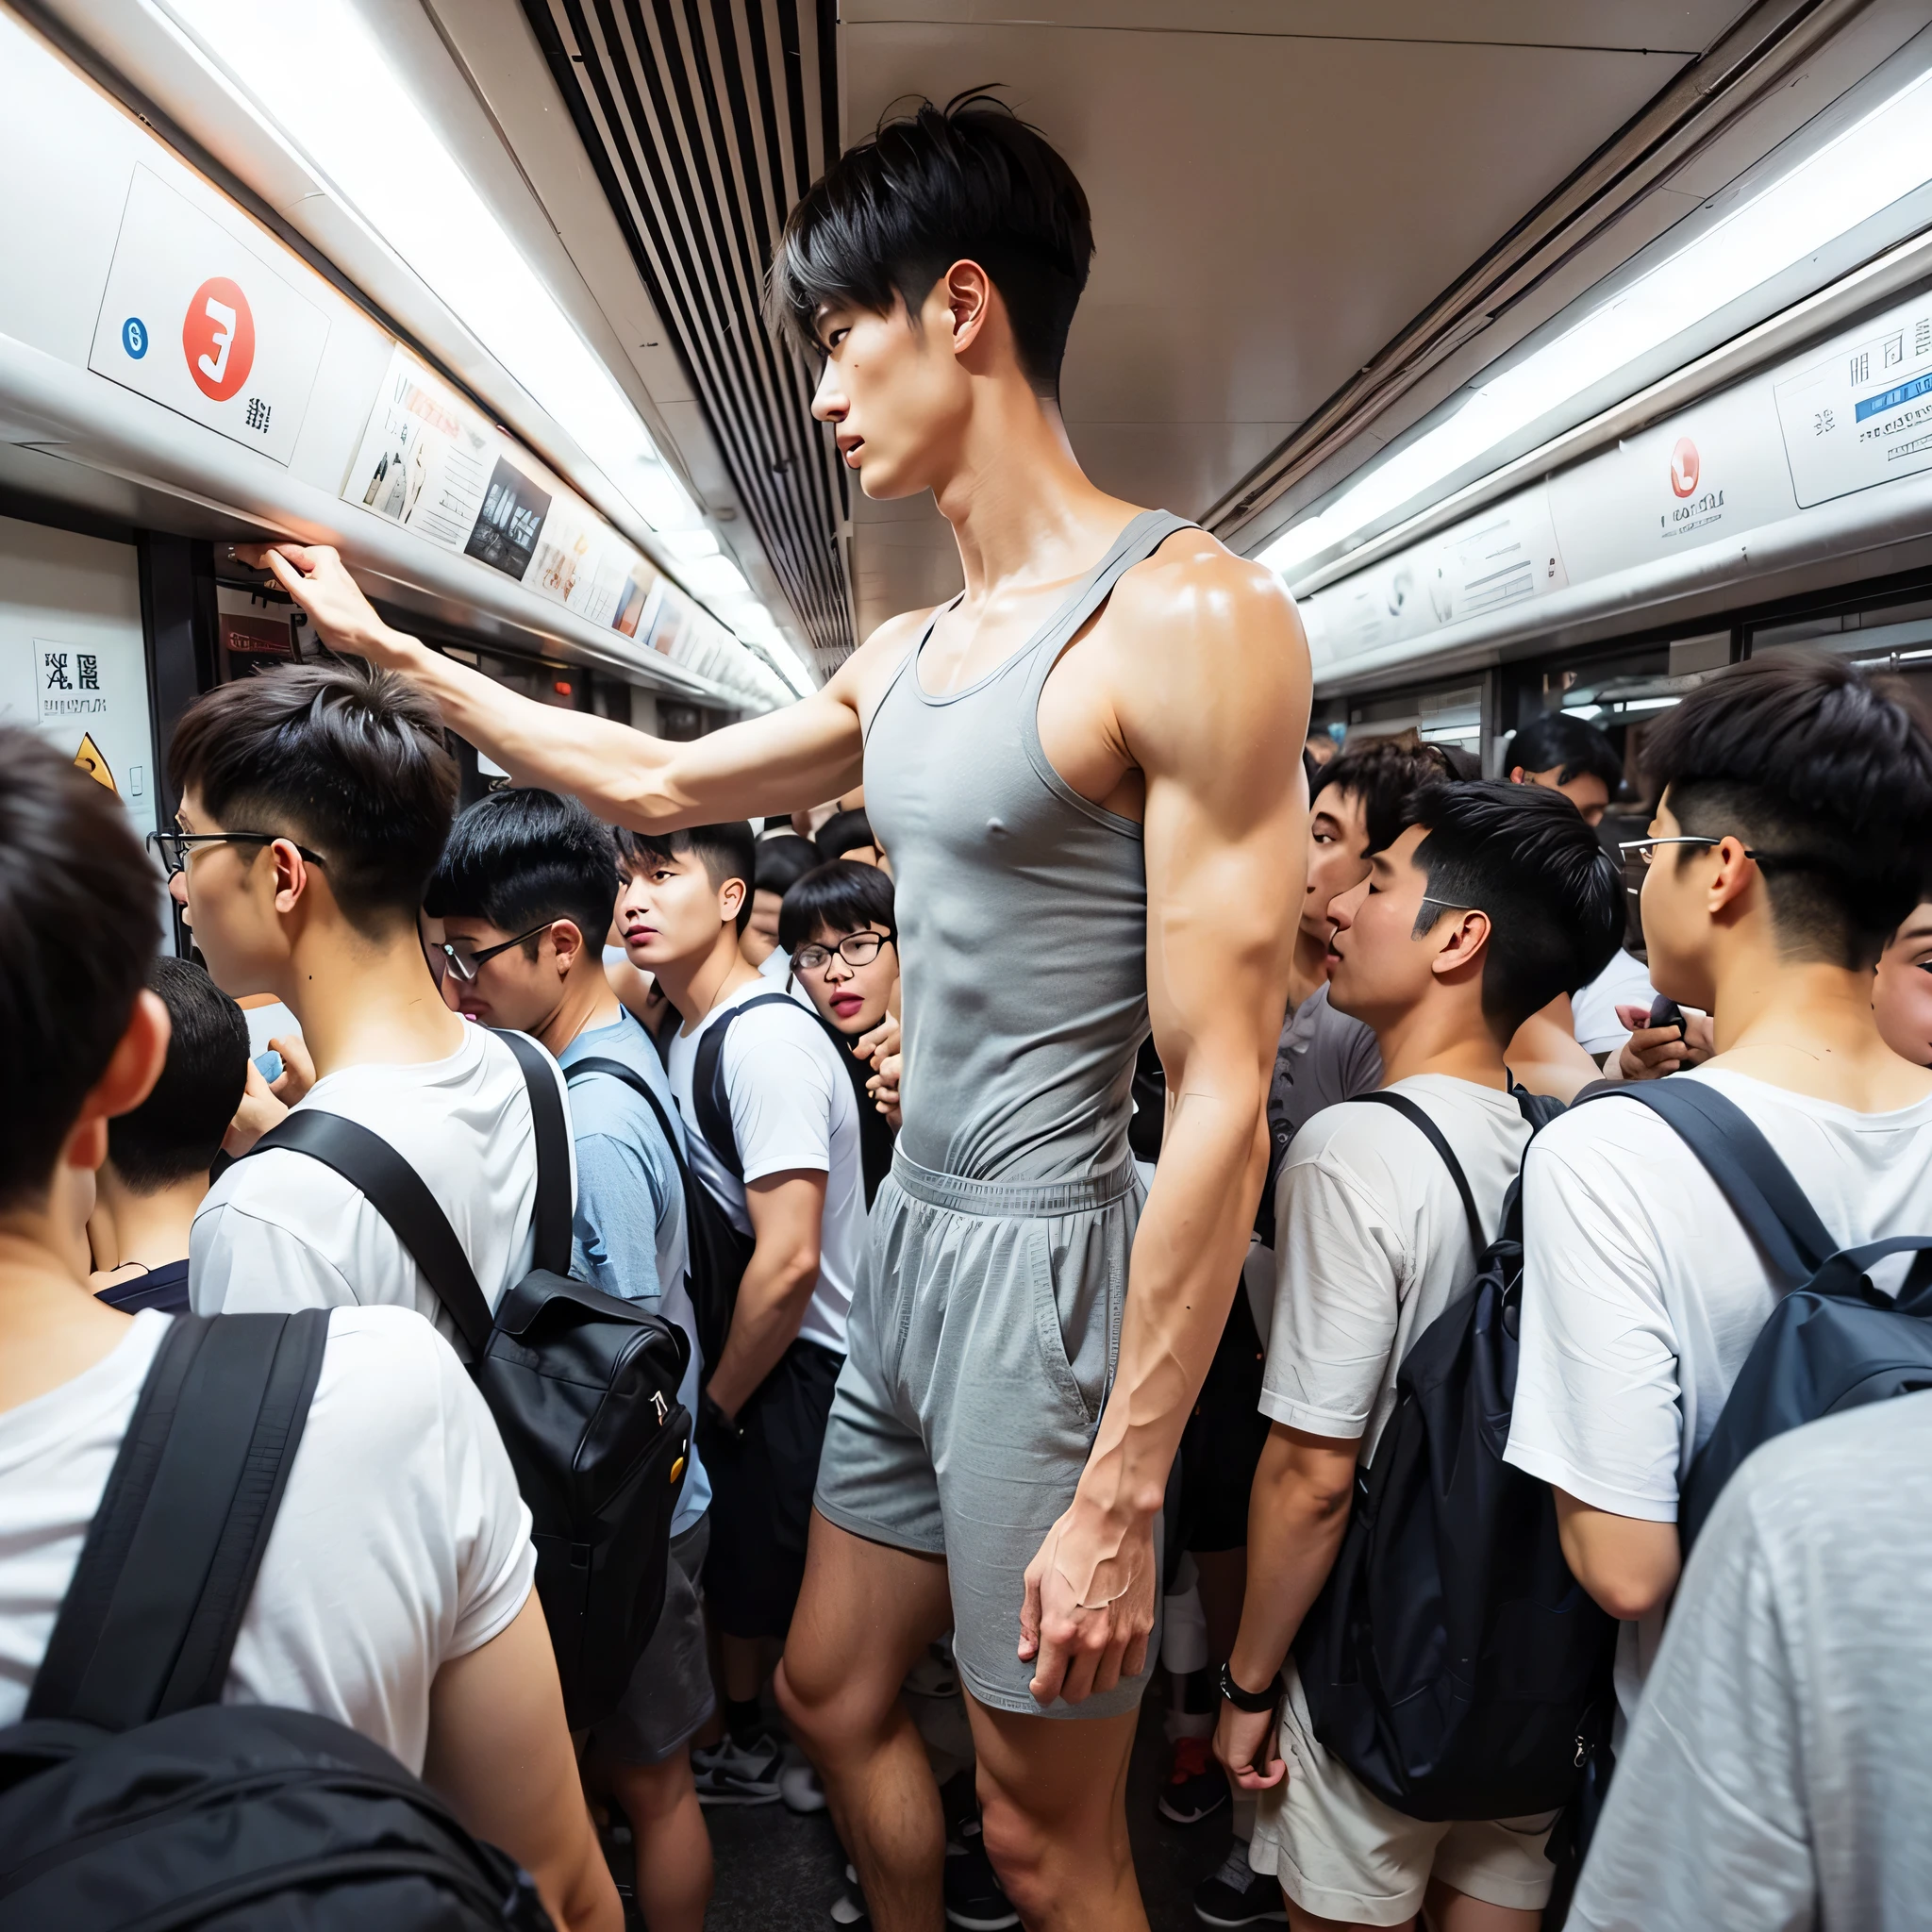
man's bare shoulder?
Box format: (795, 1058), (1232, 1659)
(825, 603), (939, 716)
(1108, 526), (1300, 641)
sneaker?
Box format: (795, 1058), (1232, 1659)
(691, 1731), (783, 1806)
(829, 1888), (869, 1927)
(1194, 1840), (1287, 1927)
(1158, 1734), (1230, 1825)
(944, 1815), (1020, 1930)
(780, 1756), (829, 1814)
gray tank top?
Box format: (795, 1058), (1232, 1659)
(864, 509), (1194, 1184)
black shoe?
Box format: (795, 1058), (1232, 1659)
(1158, 1735), (1230, 1826)
(1194, 1840), (1287, 1926)
(944, 1816), (1020, 1930)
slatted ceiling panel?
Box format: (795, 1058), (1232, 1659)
(523, 0), (856, 674)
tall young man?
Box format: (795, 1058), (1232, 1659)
(1504, 654), (1932, 1735)
(0, 728), (618, 1932)
(171, 664), (567, 1339)
(242, 94), (1305, 1928)
(425, 789), (714, 1932)
(1215, 781), (1623, 1932)
(615, 821), (866, 1808)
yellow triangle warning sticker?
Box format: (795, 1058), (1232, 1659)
(74, 733), (116, 793)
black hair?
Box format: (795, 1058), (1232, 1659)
(778, 859), (898, 955)
(1380, 779), (1624, 1033)
(1506, 711), (1624, 792)
(618, 821), (758, 936)
(425, 788), (619, 960)
(1641, 651), (1932, 971)
(1313, 738), (1461, 849)
(107, 958), (249, 1192)
(0, 729), (161, 1209)
(770, 92), (1094, 398)
(755, 834), (821, 897)
(169, 660), (458, 937)
(815, 808), (877, 867)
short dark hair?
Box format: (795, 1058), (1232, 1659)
(1641, 651), (1932, 970)
(755, 834), (820, 897)
(815, 808), (877, 867)
(619, 821), (758, 935)
(108, 958), (249, 1192)
(1507, 712), (1624, 792)
(169, 662), (458, 936)
(0, 729), (160, 1209)
(425, 788), (620, 960)
(770, 92), (1094, 397)
(1379, 779), (1624, 1032)
(1312, 738), (1461, 849)
(778, 859), (898, 955)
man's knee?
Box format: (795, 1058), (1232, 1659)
(978, 1775), (1129, 1923)
(774, 1646), (898, 1764)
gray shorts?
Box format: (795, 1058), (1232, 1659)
(814, 1151), (1160, 1721)
(587, 1514), (714, 1765)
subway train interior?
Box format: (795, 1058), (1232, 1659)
(4, 2), (1932, 1929)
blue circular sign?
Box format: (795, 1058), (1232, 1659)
(122, 317), (148, 359)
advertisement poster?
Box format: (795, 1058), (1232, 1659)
(341, 347), (496, 551)
(1775, 292), (1932, 508)
(0, 633), (159, 835)
(464, 458), (551, 580)
(612, 569), (664, 641)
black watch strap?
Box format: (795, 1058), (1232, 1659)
(1218, 1660), (1283, 1713)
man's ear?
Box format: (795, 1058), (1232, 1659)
(268, 837), (321, 918)
(62, 989), (171, 1176)
(940, 259), (994, 358)
(1707, 837), (1759, 919)
(550, 919), (585, 976)
(1507, 766), (1527, 785)
(1431, 908), (1493, 984)
(720, 876), (748, 927)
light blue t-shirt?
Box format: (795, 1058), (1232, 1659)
(558, 1010), (710, 1536)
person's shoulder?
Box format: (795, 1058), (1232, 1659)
(1283, 1095), (1405, 1184)
(1528, 1085), (1677, 1169)
(197, 1142), (356, 1227)
(1107, 525), (1297, 647)
(310, 1306), (467, 1417)
(835, 605), (939, 713)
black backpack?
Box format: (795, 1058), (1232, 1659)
(247, 1030), (691, 1730)
(1293, 1086), (1619, 1824)
(0, 1311), (554, 1930)
(1607, 1078), (1932, 1554)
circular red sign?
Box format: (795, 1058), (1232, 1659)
(1670, 437), (1700, 499)
(182, 276), (256, 402)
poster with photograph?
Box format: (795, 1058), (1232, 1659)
(465, 458), (552, 580)
(341, 348), (496, 550)
(612, 567), (664, 640)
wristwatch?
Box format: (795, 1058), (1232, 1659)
(1218, 1661), (1283, 1713)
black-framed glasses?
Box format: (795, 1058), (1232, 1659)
(792, 929), (895, 974)
(147, 829), (328, 877)
(427, 923), (558, 986)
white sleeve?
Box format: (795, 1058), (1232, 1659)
(1260, 1147), (1405, 1441)
(1503, 1128), (1687, 1521)
(724, 1018), (836, 1184)
(432, 1334), (537, 1658)
(1569, 1478), (1811, 1931)
(191, 1191), (360, 1316)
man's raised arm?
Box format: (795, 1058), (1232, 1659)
(1019, 542), (1308, 1703)
(241, 542), (867, 830)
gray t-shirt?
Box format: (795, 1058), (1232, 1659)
(1573, 1392), (1932, 1931)
(1257, 982), (1383, 1242)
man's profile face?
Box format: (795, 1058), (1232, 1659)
(435, 914), (559, 1034)
(171, 788), (288, 997)
(1874, 903), (1932, 1067)
(1638, 792), (1720, 1011)
(616, 847), (742, 974)
(1512, 762), (1610, 828)
(1302, 786), (1372, 952)
(1326, 825), (1452, 1026)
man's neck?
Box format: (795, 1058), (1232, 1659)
(534, 967), (625, 1060)
(1370, 995), (1507, 1091)
(659, 931), (762, 1031)
(0, 1224), (130, 1414)
(1287, 930), (1330, 1013)
(276, 924), (465, 1077)
(96, 1173), (203, 1270)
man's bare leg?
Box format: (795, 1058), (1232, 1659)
(969, 1693), (1144, 1932)
(775, 1511), (953, 1932)
(604, 1747), (711, 1932)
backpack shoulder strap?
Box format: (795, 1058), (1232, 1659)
(1349, 1091), (1486, 1257)
(691, 993), (809, 1180)
(1585, 1079), (1837, 1283)
(567, 1055), (691, 1186)
(28, 1308), (330, 1729)
(249, 1111), (494, 1357)
(497, 1030), (573, 1277)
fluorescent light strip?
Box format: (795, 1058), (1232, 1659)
(1262, 60), (1932, 584)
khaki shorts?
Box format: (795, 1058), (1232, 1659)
(1248, 1666), (1557, 1926)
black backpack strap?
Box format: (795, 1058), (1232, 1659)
(691, 993), (812, 1180)
(1590, 1080), (1837, 1284)
(1350, 1091), (1486, 1257)
(567, 1056), (692, 1190)
(28, 1309), (329, 1729)
(249, 1112), (494, 1357)
(497, 1030), (574, 1277)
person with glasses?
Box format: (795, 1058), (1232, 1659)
(169, 662), (572, 1354)
(777, 860), (899, 1044)
(1504, 652), (1932, 1754)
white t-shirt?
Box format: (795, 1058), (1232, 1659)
(1505, 1066), (1932, 1722)
(1263, 1074), (1533, 1459)
(1569, 948), (1657, 1056)
(192, 1024), (575, 1356)
(667, 976), (864, 1356)
(0, 1307), (534, 1773)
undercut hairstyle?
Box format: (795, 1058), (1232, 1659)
(619, 821), (758, 935)
(108, 958), (249, 1193)
(1506, 711), (1624, 792)
(778, 860), (898, 955)
(1312, 738), (1461, 849)
(425, 788), (620, 961)
(770, 92), (1094, 397)
(1379, 779), (1624, 1033)
(815, 808), (877, 867)
(168, 662), (458, 937)
(755, 834), (820, 898)
(0, 729), (160, 1209)
(1641, 651), (1932, 970)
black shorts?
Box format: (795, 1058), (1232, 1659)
(699, 1337), (843, 1640)
(1175, 1287), (1270, 1555)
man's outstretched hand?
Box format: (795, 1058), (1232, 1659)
(1018, 1501), (1158, 1706)
(234, 543), (419, 672)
